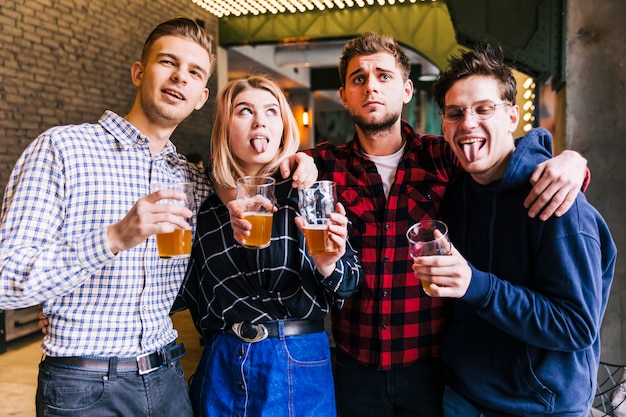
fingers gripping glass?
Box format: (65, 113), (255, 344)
(236, 176), (276, 250)
(440, 100), (511, 124)
(406, 220), (452, 296)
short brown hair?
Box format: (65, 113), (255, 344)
(432, 43), (517, 109)
(141, 17), (216, 78)
(338, 32), (411, 87)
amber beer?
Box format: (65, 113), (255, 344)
(303, 224), (338, 256)
(243, 212), (273, 249)
(155, 228), (192, 258)
(237, 176), (276, 250)
(150, 181), (194, 259)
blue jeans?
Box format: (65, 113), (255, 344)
(443, 385), (487, 417)
(36, 358), (192, 417)
(333, 351), (445, 417)
(190, 331), (335, 417)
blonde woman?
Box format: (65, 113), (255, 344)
(173, 75), (363, 417)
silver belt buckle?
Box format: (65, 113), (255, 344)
(136, 350), (163, 375)
(232, 322), (269, 343)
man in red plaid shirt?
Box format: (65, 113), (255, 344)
(307, 33), (588, 416)
(230, 32), (588, 416)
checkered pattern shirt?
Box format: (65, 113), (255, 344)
(0, 111), (211, 357)
(173, 176), (363, 338)
(306, 120), (461, 370)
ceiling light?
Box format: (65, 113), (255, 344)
(193, 0), (437, 18)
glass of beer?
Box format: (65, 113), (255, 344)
(150, 182), (194, 259)
(298, 180), (339, 256)
(236, 176), (276, 249)
(406, 220), (451, 295)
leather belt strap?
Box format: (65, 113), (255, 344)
(42, 343), (185, 375)
(226, 319), (325, 343)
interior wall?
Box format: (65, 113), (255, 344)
(0, 0), (219, 196)
(566, 0), (626, 362)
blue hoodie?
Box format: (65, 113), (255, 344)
(440, 128), (617, 416)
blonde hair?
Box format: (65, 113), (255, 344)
(211, 75), (301, 189)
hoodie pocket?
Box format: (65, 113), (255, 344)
(518, 346), (556, 411)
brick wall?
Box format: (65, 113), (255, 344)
(0, 0), (218, 197)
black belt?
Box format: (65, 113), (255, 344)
(226, 319), (325, 343)
(42, 343), (185, 375)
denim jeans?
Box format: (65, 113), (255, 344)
(36, 358), (192, 417)
(190, 331), (335, 417)
(333, 351), (445, 417)
(443, 385), (487, 417)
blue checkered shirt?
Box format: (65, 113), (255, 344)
(0, 111), (211, 357)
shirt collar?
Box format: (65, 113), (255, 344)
(98, 110), (179, 159)
(350, 119), (418, 156)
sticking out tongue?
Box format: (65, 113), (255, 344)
(251, 137), (269, 153)
(462, 139), (484, 163)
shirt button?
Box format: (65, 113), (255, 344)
(385, 224), (390, 231)
(383, 256), (389, 262)
(381, 324), (387, 330)
(239, 381), (245, 391)
(238, 347), (244, 357)
(383, 290), (388, 297)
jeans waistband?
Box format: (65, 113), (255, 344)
(42, 342), (185, 375)
(225, 319), (325, 343)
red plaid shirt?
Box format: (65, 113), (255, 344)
(307, 120), (461, 370)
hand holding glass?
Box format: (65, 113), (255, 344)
(150, 182), (194, 259)
(236, 176), (276, 249)
(298, 181), (339, 256)
(406, 220), (452, 295)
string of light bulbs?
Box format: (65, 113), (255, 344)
(192, 0), (436, 18)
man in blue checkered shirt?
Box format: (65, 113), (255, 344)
(0, 17), (214, 417)
(0, 17), (313, 417)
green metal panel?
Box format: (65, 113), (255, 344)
(219, 2), (461, 71)
(446, 0), (566, 84)
(217, 0), (565, 81)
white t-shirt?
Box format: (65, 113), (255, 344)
(363, 145), (405, 197)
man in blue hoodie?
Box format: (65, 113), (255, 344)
(411, 44), (617, 416)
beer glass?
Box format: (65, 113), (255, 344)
(406, 220), (451, 295)
(236, 176), (276, 249)
(150, 182), (194, 259)
(298, 180), (338, 256)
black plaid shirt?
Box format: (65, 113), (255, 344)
(307, 120), (460, 370)
(173, 176), (363, 340)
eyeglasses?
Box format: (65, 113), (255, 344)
(440, 100), (511, 124)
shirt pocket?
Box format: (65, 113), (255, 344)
(404, 181), (447, 219)
(336, 186), (366, 236)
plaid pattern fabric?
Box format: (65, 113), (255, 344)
(0, 111), (211, 357)
(307, 120), (460, 370)
(173, 176), (363, 338)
